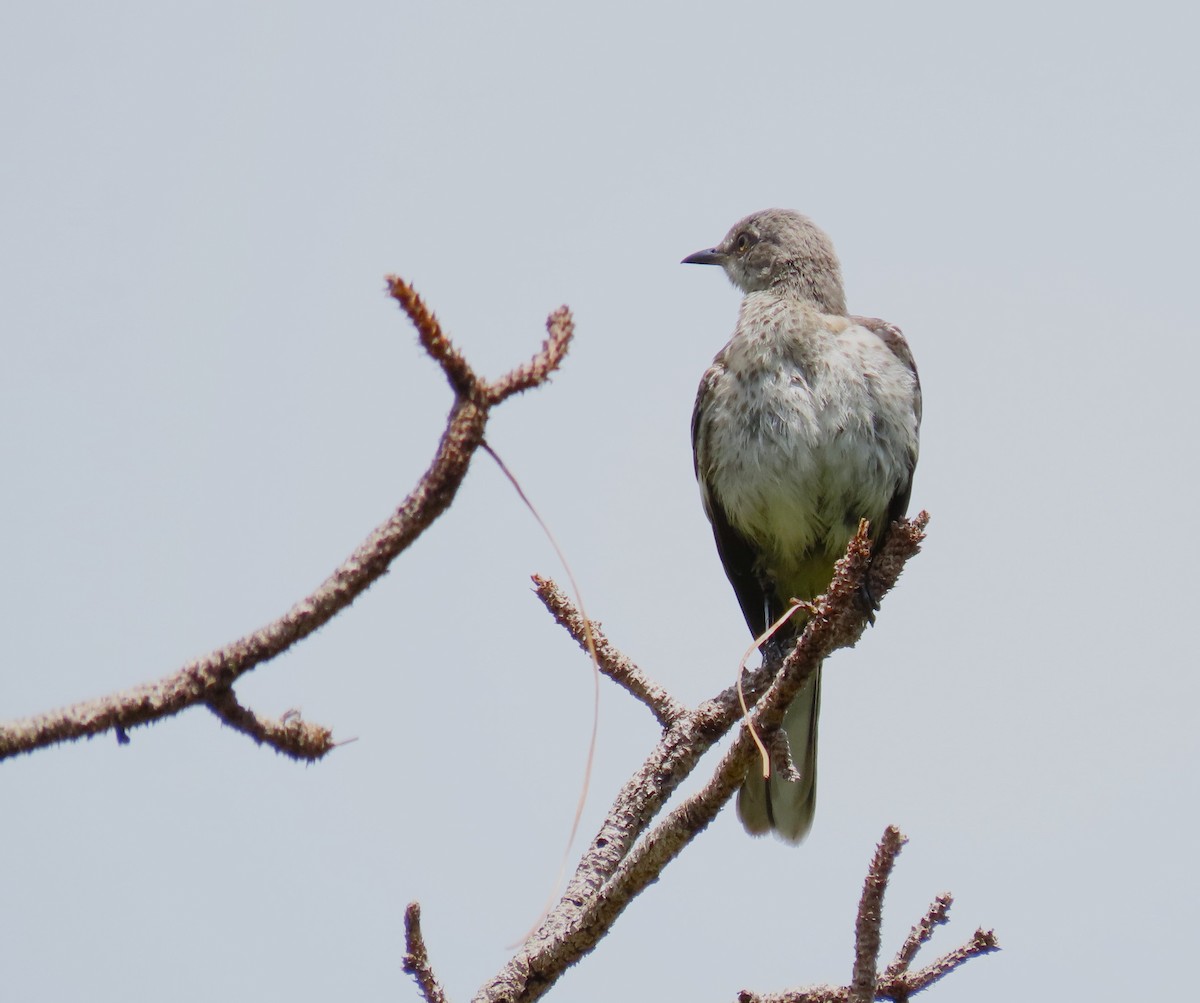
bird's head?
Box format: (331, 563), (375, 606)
(682, 208), (847, 314)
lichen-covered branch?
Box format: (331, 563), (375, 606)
(469, 516), (930, 1003)
(0, 279), (573, 762)
(404, 902), (450, 1003)
(849, 826), (906, 1003)
(737, 827), (998, 1003)
(205, 688), (334, 761)
(531, 574), (686, 728)
(0, 264), (991, 1003)
(893, 927), (999, 997)
(882, 893), (952, 984)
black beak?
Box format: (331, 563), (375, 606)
(682, 247), (725, 266)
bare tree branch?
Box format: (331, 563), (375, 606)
(404, 902), (451, 1003)
(849, 826), (907, 1003)
(531, 574), (686, 728)
(205, 688), (334, 761)
(469, 517), (930, 1003)
(882, 894), (952, 983)
(887, 928), (999, 999)
(0, 278), (573, 762)
(3, 269), (988, 1002)
(764, 725), (803, 782)
(387, 277), (478, 398)
(738, 984), (848, 1003)
(737, 828), (997, 1003)
(487, 306), (575, 403)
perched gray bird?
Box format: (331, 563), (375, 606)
(684, 209), (921, 842)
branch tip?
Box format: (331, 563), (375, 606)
(404, 901), (449, 1003)
(531, 573), (684, 727)
(488, 305), (575, 402)
(387, 275), (478, 397)
(884, 892), (953, 981)
(1, 279), (562, 763)
(206, 689), (335, 762)
(848, 827), (907, 1003)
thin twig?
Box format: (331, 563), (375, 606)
(737, 986), (847, 1003)
(0, 282), (574, 762)
(849, 827), (907, 1003)
(487, 307), (575, 402)
(881, 894), (952, 982)
(475, 518), (928, 1003)
(0, 393), (485, 761)
(205, 688), (334, 761)
(738, 828), (996, 1003)
(766, 726), (802, 782)
(387, 276), (478, 398)
(532, 574), (686, 728)
(887, 928), (999, 998)
(404, 902), (451, 1003)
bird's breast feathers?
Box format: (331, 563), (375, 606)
(697, 298), (918, 563)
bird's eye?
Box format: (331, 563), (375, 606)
(734, 233), (753, 253)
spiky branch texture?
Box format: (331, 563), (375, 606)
(1, 281), (995, 1002)
(0, 279), (572, 763)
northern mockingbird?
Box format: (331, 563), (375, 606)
(684, 209), (921, 842)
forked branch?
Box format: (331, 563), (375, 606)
(2, 275), (993, 1003)
(441, 516), (948, 1003)
(736, 827), (997, 1003)
(0, 279), (573, 762)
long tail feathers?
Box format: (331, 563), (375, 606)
(736, 665), (822, 843)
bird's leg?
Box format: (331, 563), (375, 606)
(761, 631), (788, 666)
(761, 598), (817, 664)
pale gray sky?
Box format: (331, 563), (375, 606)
(3, 4), (1197, 1001)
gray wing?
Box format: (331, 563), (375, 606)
(851, 315), (921, 529)
(691, 361), (774, 638)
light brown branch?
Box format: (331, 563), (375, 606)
(0, 280), (573, 762)
(388, 276), (478, 398)
(765, 726), (802, 783)
(488, 306), (575, 403)
(849, 827), (907, 1003)
(475, 518), (928, 1003)
(885, 928), (999, 999)
(404, 902), (451, 1003)
(882, 894), (952, 982)
(738, 828), (996, 1003)
(531, 574), (686, 728)
(738, 985), (847, 1003)
(867, 514), (928, 603)
(204, 688), (334, 761)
